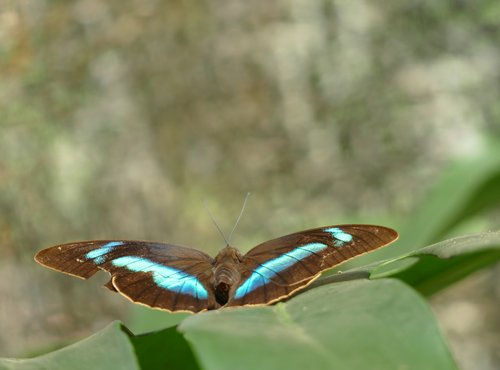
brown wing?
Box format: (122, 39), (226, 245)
(227, 225), (398, 307)
(35, 240), (217, 313)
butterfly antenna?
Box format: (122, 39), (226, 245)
(203, 200), (229, 245)
(228, 192), (251, 245)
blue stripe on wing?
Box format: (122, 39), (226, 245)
(111, 256), (208, 299)
(85, 241), (125, 264)
(324, 227), (353, 247)
(234, 242), (328, 299)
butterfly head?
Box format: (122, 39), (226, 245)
(212, 245), (243, 306)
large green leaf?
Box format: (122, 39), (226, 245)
(179, 279), (457, 370)
(0, 322), (138, 370)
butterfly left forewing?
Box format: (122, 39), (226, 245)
(35, 241), (216, 313)
(227, 224), (398, 307)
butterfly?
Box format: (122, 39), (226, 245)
(35, 224), (398, 313)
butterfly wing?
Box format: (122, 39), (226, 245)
(35, 240), (216, 313)
(228, 225), (398, 307)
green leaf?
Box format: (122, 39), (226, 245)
(370, 231), (500, 295)
(179, 279), (457, 370)
(0, 322), (139, 370)
(128, 326), (200, 370)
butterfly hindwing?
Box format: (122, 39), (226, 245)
(227, 225), (398, 306)
(35, 241), (216, 313)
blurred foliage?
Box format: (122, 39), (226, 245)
(0, 0), (499, 368)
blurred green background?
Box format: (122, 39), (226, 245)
(1, 1), (499, 368)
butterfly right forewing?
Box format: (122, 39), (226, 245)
(227, 225), (398, 307)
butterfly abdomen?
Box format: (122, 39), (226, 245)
(212, 246), (243, 305)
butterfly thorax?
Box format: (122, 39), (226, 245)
(212, 245), (243, 306)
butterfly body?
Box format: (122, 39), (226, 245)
(35, 224), (398, 313)
(212, 246), (243, 307)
